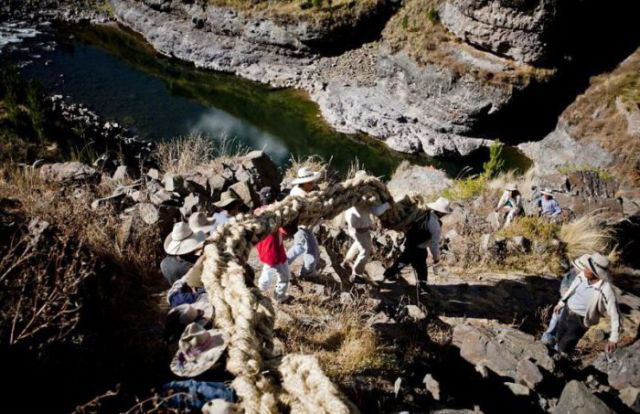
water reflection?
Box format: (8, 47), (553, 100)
(189, 109), (289, 164)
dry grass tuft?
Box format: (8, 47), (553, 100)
(275, 293), (389, 381)
(559, 212), (612, 260)
(154, 134), (248, 175)
(498, 216), (559, 243)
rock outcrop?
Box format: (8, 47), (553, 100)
(110, 0), (553, 158)
(519, 47), (640, 194)
(440, 0), (558, 64)
(555, 380), (614, 414)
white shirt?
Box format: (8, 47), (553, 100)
(344, 202), (390, 233)
(567, 277), (599, 317)
(290, 186), (307, 198)
(496, 191), (522, 210)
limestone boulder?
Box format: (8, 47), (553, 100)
(40, 162), (99, 183)
(555, 380), (614, 414)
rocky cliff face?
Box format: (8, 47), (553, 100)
(439, 0), (558, 64)
(520, 47), (640, 193)
(110, 0), (554, 157)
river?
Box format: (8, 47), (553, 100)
(1, 22), (530, 177)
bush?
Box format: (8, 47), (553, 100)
(427, 7), (439, 24)
(498, 216), (559, 242)
(482, 142), (506, 179)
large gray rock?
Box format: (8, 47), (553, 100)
(387, 162), (452, 200)
(452, 324), (554, 382)
(593, 340), (640, 390)
(519, 126), (614, 176)
(555, 380), (614, 414)
(40, 162), (99, 183)
(440, 0), (558, 64)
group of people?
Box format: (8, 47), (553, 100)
(495, 183), (563, 228)
(158, 168), (621, 393)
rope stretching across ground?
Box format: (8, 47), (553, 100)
(200, 173), (430, 413)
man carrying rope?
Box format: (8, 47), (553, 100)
(384, 197), (451, 287)
(287, 167), (322, 278)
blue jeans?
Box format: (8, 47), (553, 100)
(162, 380), (235, 411)
(541, 309), (562, 346)
(287, 227), (319, 277)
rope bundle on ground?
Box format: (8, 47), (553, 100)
(200, 174), (427, 413)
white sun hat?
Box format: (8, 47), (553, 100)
(506, 183), (518, 192)
(291, 167), (322, 185)
(427, 197), (453, 214)
(202, 399), (235, 414)
(189, 212), (216, 234)
(170, 322), (228, 377)
(164, 222), (206, 255)
(573, 253), (611, 282)
(541, 188), (554, 196)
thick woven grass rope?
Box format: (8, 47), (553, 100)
(200, 174), (427, 413)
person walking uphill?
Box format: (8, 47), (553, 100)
(545, 253), (620, 355)
(496, 183), (523, 228)
(342, 172), (391, 281)
(212, 190), (244, 228)
(286, 167), (322, 278)
(255, 187), (291, 303)
(384, 197), (452, 286)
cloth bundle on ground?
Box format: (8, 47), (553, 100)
(168, 272), (206, 308)
(162, 379), (236, 412)
(171, 323), (228, 377)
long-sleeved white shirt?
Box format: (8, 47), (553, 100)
(559, 272), (621, 343)
(344, 202), (390, 234)
(496, 191), (522, 211)
(417, 211), (441, 260)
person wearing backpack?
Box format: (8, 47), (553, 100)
(384, 197), (452, 286)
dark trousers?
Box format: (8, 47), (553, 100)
(384, 245), (428, 282)
(555, 308), (587, 353)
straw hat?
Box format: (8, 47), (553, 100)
(202, 399), (234, 414)
(541, 188), (554, 196)
(573, 253), (611, 282)
(291, 167), (321, 185)
(164, 222), (206, 255)
(214, 190), (240, 209)
(427, 197), (452, 215)
(170, 322), (227, 377)
(506, 183), (518, 192)
(189, 212), (216, 234)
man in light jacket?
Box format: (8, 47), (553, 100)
(287, 167), (322, 278)
(548, 253), (620, 354)
(539, 188), (562, 218)
(342, 200), (390, 281)
(384, 197), (451, 286)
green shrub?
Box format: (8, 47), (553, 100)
(442, 175), (487, 201)
(497, 216), (559, 242)
(482, 142), (505, 179)
(312, 0), (323, 8)
(427, 8), (439, 24)
(402, 15), (409, 30)
(557, 164), (611, 181)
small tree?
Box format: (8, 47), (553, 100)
(482, 142), (506, 179)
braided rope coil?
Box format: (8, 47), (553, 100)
(201, 174), (427, 413)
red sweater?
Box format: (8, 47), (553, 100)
(256, 229), (287, 266)
(254, 206), (287, 266)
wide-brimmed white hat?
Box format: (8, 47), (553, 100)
(541, 188), (554, 196)
(170, 322), (227, 377)
(506, 183), (518, 192)
(427, 197), (452, 215)
(573, 253), (611, 282)
(291, 167), (322, 185)
(184, 256), (205, 288)
(214, 190), (240, 208)
(164, 222), (206, 255)
(189, 212), (216, 234)
(202, 399), (234, 414)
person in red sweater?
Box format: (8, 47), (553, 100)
(255, 187), (291, 303)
